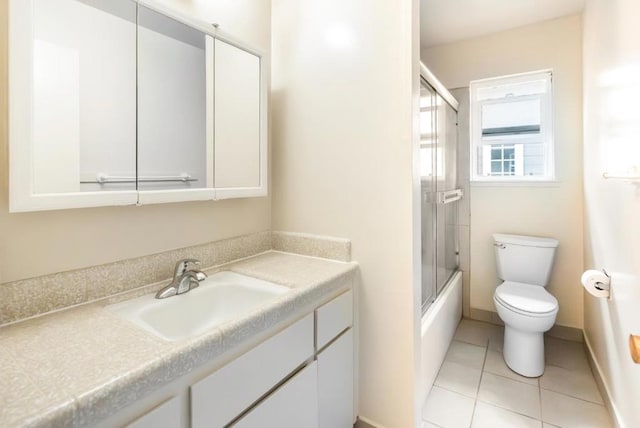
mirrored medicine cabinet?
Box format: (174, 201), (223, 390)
(9, 0), (267, 212)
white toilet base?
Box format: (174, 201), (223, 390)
(503, 326), (545, 377)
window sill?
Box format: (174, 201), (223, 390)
(470, 180), (561, 188)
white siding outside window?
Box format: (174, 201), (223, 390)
(470, 70), (554, 182)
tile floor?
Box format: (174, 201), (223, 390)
(422, 319), (612, 428)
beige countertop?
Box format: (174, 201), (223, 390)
(0, 251), (357, 427)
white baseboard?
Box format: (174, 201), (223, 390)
(583, 333), (625, 428)
(469, 308), (584, 342)
(355, 415), (385, 428)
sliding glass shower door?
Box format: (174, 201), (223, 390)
(420, 78), (460, 314)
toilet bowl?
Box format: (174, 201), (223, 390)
(492, 234), (560, 378)
(494, 281), (558, 377)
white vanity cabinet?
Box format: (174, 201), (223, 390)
(104, 289), (354, 428)
(190, 291), (354, 428)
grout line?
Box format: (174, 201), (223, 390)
(544, 361), (592, 373)
(476, 359), (543, 422)
(434, 321), (577, 427)
(468, 341), (490, 427)
(423, 387), (473, 426)
(538, 365), (544, 423)
(539, 361), (606, 405)
(475, 396), (543, 423)
(456, 325), (603, 426)
(484, 370), (539, 386)
(451, 338), (488, 349)
(538, 385), (606, 406)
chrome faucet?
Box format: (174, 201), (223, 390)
(155, 258), (208, 299)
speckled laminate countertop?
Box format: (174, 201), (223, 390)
(0, 251), (357, 427)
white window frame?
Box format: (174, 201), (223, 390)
(470, 70), (554, 182)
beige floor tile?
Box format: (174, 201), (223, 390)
(488, 326), (504, 352)
(454, 319), (494, 347)
(471, 401), (541, 428)
(423, 423), (441, 428)
(445, 340), (487, 370)
(478, 372), (541, 419)
(543, 424), (559, 428)
(540, 365), (603, 404)
(423, 386), (475, 428)
(541, 389), (611, 428)
(484, 350), (538, 386)
(544, 337), (591, 373)
(435, 361), (483, 398)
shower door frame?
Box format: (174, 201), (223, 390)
(419, 63), (461, 315)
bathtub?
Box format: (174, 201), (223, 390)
(418, 270), (463, 410)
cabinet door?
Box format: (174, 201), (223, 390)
(191, 314), (314, 428)
(214, 39), (266, 198)
(232, 362), (319, 428)
(127, 396), (181, 428)
(9, 0), (138, 211)
(318, 329), (354, 428)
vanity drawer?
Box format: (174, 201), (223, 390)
(191, 314), (314, 428)
(316, 290), (353, 350)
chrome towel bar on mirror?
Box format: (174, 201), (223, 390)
(81, 173), (197, 184)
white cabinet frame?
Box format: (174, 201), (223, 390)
(8, 0), (268, 212)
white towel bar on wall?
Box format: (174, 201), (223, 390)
(602, 172), (640, 182)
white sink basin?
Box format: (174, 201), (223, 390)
(107, 271), (290, 341)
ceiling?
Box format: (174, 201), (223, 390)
(421, 0), (585, 48)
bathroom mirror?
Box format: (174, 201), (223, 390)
(9, 0), (139, 210)
(214, 38), (265, 198)
(9, 0), (267, 212)
(136, 5), (215, 204)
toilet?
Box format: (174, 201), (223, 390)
(493, 233), (559, 377)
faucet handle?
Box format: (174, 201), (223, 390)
(177, 273), (201, 294)
(173, 258), (201, 279)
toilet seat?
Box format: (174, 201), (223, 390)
(495, 281), (558, 316)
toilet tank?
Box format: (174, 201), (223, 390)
(493, 233), (559, 286)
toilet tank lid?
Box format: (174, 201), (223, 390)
(493, 233), (559, 248)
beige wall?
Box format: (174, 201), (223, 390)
(422, 15), (585, 328)
(0, 0), (271, 283)
(583, 0), (640, 425)
(271, 0), (420, 426)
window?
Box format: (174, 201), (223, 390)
(470, 71), (554, 182)
(419, 83), (443, 179)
